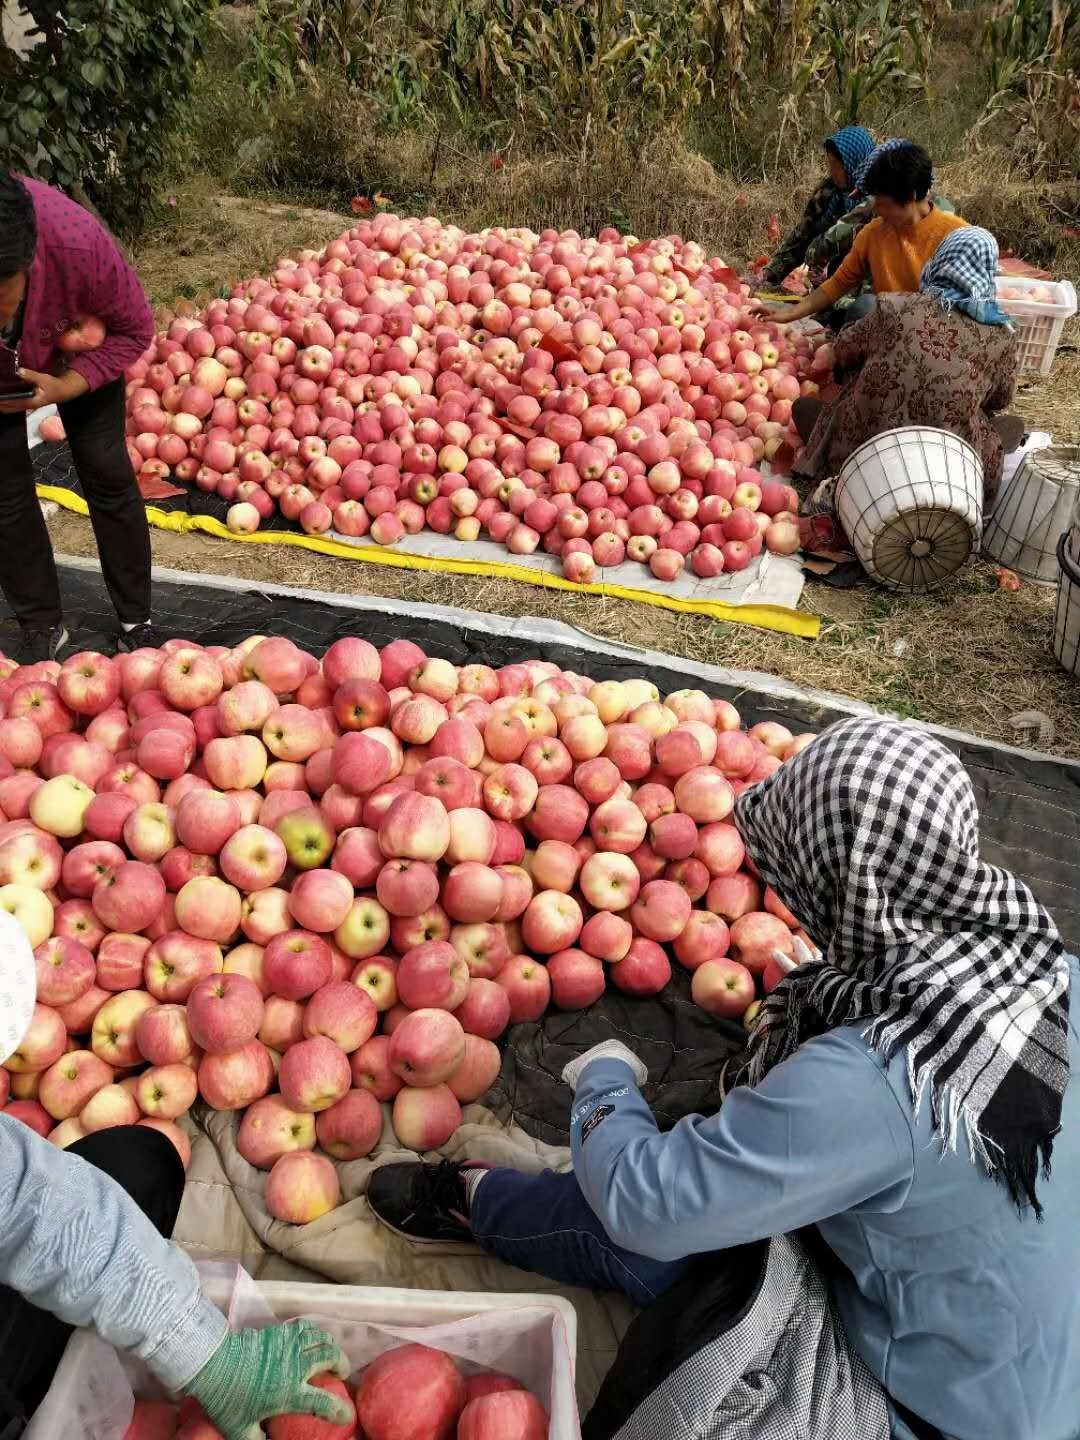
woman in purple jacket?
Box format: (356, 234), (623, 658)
(0, 171), (155, 664)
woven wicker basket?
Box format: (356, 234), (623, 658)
(983, 446), (1080, 585)
(1053, 534), (1080, 680)
(835, 427), (983, 593)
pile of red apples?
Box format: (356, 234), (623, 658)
(116, 213), (832, 583)
(125, 1343), (550, 1439)
(0, 632), (809, 1225)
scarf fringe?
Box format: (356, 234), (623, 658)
(897, 1028), (1053, 1217)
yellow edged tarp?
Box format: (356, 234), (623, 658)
(37, 482), (820, 640)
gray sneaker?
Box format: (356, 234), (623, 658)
(12, 623), (69, 666)
(115, 622), (168, 654)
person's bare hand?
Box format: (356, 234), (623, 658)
(749, 300), (795, 323)
(0, 367), (88, 414)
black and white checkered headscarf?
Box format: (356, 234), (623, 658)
(734, 718), (1071, 1214)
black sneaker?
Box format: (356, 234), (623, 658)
(366, 1160), (477, 1244)
(12, 623), (69, 666)
(115, 622), (167, 654)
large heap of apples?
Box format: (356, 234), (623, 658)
(0, 633), (808, 1225)
(121, 214), (832, 583)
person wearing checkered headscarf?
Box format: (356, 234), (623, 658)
(736, 717), (1070, 1213)
(794, 218), (1020, 506)
(367, 715), (1080, 1440)
(921, 225), (1012, 326)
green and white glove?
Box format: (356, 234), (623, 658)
(184, 1320), (352, 1440)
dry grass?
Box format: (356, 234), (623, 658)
(136, 180), (348, 311)
(116, 178), (1080, 758)
(1014, 320), (1080, 444)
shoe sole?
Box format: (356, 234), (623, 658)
(366, 1195), (472, 1247)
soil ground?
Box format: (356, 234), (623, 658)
(49, 184), (1080, 757)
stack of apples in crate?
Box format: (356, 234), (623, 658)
(0, 632), (810, 1227)
(126, 1341), (551, 1438)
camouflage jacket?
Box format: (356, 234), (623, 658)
(764, 190), (957, 289)
(761, 177), (847, 286)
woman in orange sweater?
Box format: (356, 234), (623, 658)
(754, 142), (968, 326)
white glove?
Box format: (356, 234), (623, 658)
(562, 1040), (648, 1093)
(772, 934), (821, 975)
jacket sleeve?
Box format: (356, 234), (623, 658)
(0, 1113), (226, 1391)
(569, 1033), (914, 1263)
(762, 180), (836, 286)
(833, 302), (880, 371)
(818, 225), (872, 304)
(805, 198), (874, 275)
(66, 231), (155, 392)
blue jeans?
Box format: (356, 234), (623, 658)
(469, 1168), (690, 1309)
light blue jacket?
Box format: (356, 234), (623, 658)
(570, 956), (1080, 1440)
(0, 1114), (226, 1393)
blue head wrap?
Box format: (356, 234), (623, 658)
(822, 126), (875, 224)
(824, 126), (875, 193)
(921, 227), (1012, 327)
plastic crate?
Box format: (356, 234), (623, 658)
(995, 276), (1077, 376)
(27, 1266), (581, 1440)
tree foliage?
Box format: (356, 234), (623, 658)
(0, 0), (213, 236)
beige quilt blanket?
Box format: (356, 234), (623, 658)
(173, 1103), (634, 1410)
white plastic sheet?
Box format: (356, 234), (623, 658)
(321, 524), (807, 613)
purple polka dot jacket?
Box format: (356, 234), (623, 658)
(17, 175), (154, 391)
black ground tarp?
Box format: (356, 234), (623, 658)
(5, 561), (1079, 1145)
(36, 440), (305, 533)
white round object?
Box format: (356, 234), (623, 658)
(835, 427), (983, 593)
(0, 906), (37, 1065)
(983, 447), (1080, 585)
(1053, 536), (1080, 680)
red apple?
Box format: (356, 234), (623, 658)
(546, 948), (605, 1010)
(356, 1344), (466, 1440)
(458, 1390), (549, 1440)
(691, 957), (755, 1019)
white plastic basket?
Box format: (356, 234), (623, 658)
(1054, 535), (1080, 680)
(835, 426), (983, 593)
(982, 446), (1080, 584)
(995, 276), (1077, 376)
(28, 1265), (581, 1440)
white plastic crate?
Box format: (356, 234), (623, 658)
(983, 447), (1080, 584)
(1054, 535), (1080, 680)
(27, 1265), (580, 1440)
(995, 275), (1077, 376)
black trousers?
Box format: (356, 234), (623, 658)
(0, 380), (152, 629)
(0, 1126), (185, 1434)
